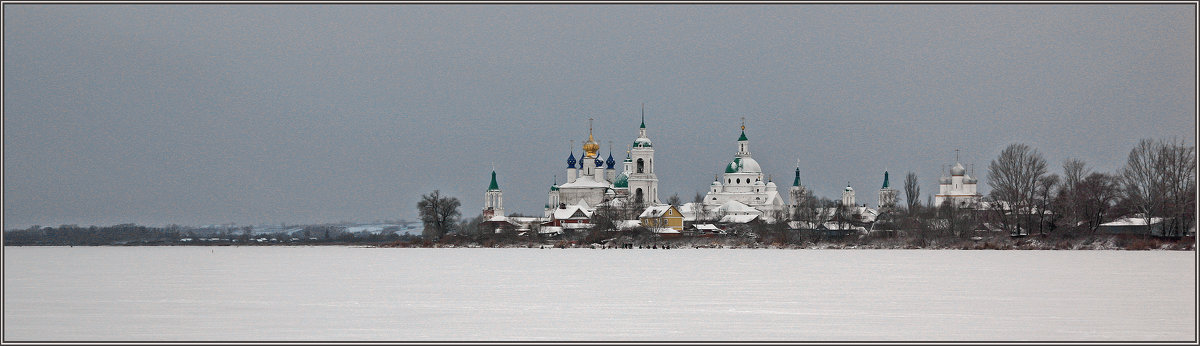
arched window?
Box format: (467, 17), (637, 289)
(637, 159), (644, 173)
(635, 188), (644, 204)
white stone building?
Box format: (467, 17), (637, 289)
(702, 124), (785, 220)
(546, 112), (660, 217)
(935, 161), (982, 208)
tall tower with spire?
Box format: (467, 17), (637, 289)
(628, 104), (659, 205)
(878, 171), (898, 211)
(789, 160), (809, 207)
(483, 168), (504, 218)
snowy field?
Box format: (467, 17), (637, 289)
(3, 246), (1195, 341)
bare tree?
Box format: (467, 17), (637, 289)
(1056, 158), (1090, 228)
(903, 172), (920, 214)
(1123, 138), (1197, 237)
(692, 192), (706, 223)
(667, 194), (681, 207)
(417, 190), (461, 240)
(1034, 174), (1060, 236)
(1062, 158), (1089, 190)
(987, 143), (1048, 236)
(1075, 172), (1121, 234)
(1120, 139), (1166, 237)
(1158, 138), (1196, 237)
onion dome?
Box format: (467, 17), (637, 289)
(613, 172), (629, 188)
(567, 152), (577, 168)
(605, 153), (616, 169)
(844, 183), (854, 192)
(594, 158), (603, 167)
(950, 162), (966, 176)
(550, 184), (559, 191)
(940, 176), (952, 184)
(583, 132), (600, 158)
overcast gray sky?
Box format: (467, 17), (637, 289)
(3, 4), (1196, 229)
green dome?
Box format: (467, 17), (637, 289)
(633, 138), (652, 148)
(725, 158), (742, 173)
(613, 172), (629, 188)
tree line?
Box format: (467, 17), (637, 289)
(412, 137), (1195, 250)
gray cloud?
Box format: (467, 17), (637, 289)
(4, 4), (1195, 229)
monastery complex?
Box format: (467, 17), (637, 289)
(480, 110), (981, 236)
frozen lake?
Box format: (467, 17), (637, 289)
(3, 246), (1196, 341)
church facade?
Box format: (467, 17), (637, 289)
(545, 112), (660, 217)
(702, 124), (785, 219)
(935, 161), (982, 208)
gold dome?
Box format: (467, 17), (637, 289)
(583, 132), (599, 158)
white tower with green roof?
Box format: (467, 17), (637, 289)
(483, 169), (504, 218)
(628, 104), (659, 205)
(879, 171), (898, 210)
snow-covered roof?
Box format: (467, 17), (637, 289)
(615, 220), (642, 230)
(787, 221), (820, 230)
(639, 205), (676, 218)
(552, 203), (594, 220)
(651, 228), (680, 234)
(563, 223), (594, 229)
(693, 224), (721, 231)
(539, 226), (563, 234)
(509, 217), (546, 225)
(485, 215), (509, 223)
(718, 200), (761, 214)
(720, 214), (760, 224)
(558, 175), (613, 189)
(1100, 216), (1165, 227)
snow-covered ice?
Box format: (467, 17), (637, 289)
(3, 246), (1195, 341)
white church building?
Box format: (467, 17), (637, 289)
(701, 123), (785, 220)
(546, 110), (661, 218)
(935, 161), (982, 209)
